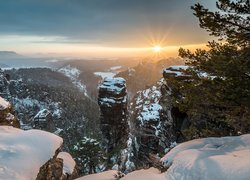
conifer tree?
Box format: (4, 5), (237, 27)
(173, 0), (250, 138)
(72, 137), (105, 175)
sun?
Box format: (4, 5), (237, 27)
(153, 45), (162, 52)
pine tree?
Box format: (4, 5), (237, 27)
(172, 0), (250, 138)
(72, 137), (106, 175)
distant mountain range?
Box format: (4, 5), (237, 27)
(0, 51), (62, 68)
(0, 51), (23, 59)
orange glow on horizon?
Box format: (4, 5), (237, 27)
(17, 43), (207, 59)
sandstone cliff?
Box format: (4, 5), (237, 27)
(98, 77), (128, 166)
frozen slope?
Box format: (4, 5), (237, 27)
(0, 126), (63, 180)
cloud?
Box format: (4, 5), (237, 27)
(0, 0), (215, 46)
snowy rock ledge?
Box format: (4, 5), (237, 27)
(0, 126), (63, 180)
(57, 152), (76, 176)
(163, 65), (189, 79)
(98, 77), (127, 107)
(161, 134), (250, 180)
(0, 96), (19, 128)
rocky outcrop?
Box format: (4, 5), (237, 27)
(36, 156), (64, 180)
(98, 77), (128, 165)
(161, 66), (190, 142)
(0, 96), (20, 128)
(127, 81), (173, 168)
(37, 151), (77, 180)
(125, 66), (190, 170)
(33, 108), (55, 132)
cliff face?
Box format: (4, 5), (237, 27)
(161, 66), (190, 142)
(98, 77), (128, 164)
(37, 151), (77, 180)
(126, 66), (190, 169)
(127, 81), (173, 168)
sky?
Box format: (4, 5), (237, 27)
(0, 0), (216, 58)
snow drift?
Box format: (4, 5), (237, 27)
(0, 126), (63, 180)
(161, 134), (250, 180)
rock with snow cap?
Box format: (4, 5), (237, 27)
(98, 77), (128, 166)
(0, 96), (19, 128)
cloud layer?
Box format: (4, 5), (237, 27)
(0, 0), (215, 47)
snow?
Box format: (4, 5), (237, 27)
(0, 126), (63, 180)
(76, 170), (119, 180)
(169, 65), (189, 71)
(34, 109), (50, 120)
(94, 66), (122, 80)
(0, 96), (10, 110)
(5, 113), (15, 122)
(58, 65), (80, 78)
(135, 84), (162, 126)
(13, 97), (41, 108)
(54, 128), (63, 135)
(110, 66), (122, 71)
(77, 168), (164, 180)
(121, 168), (164, 180)
(163, 65), (189, 77)
(139, 103), (162, 123)
(161, 134), (250, 180)
(98, 77), (126, 107)
(52, 105), (62, 118)
(58, 65), (87, 96)
(13, 97), (62, 127)
(99, 77), (126, 94)
(99, 97), (116, 104)
(94, 72), (116, 79)
(57, 152), (76, 175)
(163, 70), (183, 76)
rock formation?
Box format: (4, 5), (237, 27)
(0, 96), (19, 128)
(36, 151), (77, 180)
(125, 66), (190, 170)
(98, 77), (128, 165)
(33, 108), (55, 132)
(36, 156), (64, 180)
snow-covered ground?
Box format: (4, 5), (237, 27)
(94, 72), (116, 79)
(110, 66), (122, 71)
(76, 170), (120, 180)
(122, 168), (164, 180)
(161, 134), (250, 180)
(94, 66), (122, 80)
(0, 126), (62, 180)
(58, 65), (87, 96)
